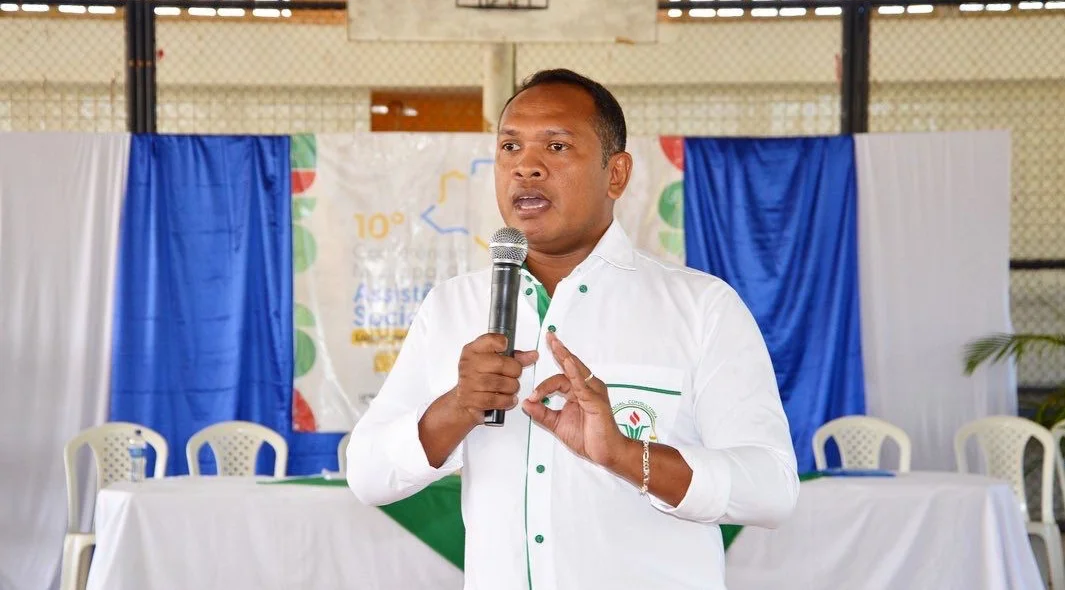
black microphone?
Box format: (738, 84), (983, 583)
(485, 226), (529, 427)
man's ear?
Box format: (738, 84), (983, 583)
(606, 151), (633, 202)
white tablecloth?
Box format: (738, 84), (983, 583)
(87, 472), (1043, 590)
(725, 471), (1045, 590)
(85, 476), (463, 590)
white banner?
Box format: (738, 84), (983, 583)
(856, 131), (1015, 470)
(0, 132), (130, 590)
(616, 136), (686, 265)
(291, 133), (683, 432)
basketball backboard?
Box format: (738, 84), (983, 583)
(347, 0), (658, 44)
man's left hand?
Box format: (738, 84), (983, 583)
(521, 332), (630, 469)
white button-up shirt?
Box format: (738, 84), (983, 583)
(347, 220), (799, 590)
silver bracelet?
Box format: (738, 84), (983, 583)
(640, 439), (650, 495)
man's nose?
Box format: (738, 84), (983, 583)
(513, 152), (546, 179)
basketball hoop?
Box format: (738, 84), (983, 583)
(455, 0), (549, 9)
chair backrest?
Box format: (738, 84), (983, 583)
(186, 421), (288, 477)
(338, 432), (351, 476)
(812, 416), (912, 472)
(63, 422), (168, 533)
(955, 415), (1054, 523)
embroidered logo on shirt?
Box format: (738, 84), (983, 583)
(611, 401), (658, 442)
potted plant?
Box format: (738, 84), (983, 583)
(964, 333), (1065, 428)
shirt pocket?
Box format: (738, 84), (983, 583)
(593, 363), (686, 444)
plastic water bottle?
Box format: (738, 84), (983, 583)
(128, 429), (147, 482)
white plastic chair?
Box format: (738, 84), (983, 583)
(186, 421), (288, 477)
(61, 422), (168, 590)
(338, 432), (351, 476)
(812, 415), (912, 472)
(955, 416), (1064, 590)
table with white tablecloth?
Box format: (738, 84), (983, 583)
(725, 471), (1045, 589)
(87, 471), (1044, 590)
(85, 476), (464, 590)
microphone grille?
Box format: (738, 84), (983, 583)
(489, 227), (528, 265)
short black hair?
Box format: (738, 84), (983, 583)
(501, 68), (627, 167)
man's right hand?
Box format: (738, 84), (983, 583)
(418, 333), (538, 468)
(450, 333), (540, 426)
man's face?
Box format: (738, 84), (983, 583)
(494, 83), (630, 255)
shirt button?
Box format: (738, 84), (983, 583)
(579, 284), (588, 293)
(524, 275), (532, 282)
(534, 534), (544, 544)
(547, 325), (556, 333)
(536, 465), (545, 473)
(525, 288), (533, 296)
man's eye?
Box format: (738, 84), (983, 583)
(548, 143), (567, 151)
(501, 142), (519, 151)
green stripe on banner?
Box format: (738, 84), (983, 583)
(260, 476), (348, 487)
(721, 471), (824, 550)
(262, 474), (466, 569)
(379, 475), (465, 571)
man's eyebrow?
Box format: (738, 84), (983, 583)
(542, 128), (575, 137)
(497, 127), (576, 138)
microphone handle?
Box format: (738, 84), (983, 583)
(485, 262), (521, 426)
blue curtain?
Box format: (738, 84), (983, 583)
(683, 136), (865, 472)
(110, 135), (293, 476)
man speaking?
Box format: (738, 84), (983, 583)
(346, 69), (799, 590)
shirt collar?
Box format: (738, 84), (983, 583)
(587, 218), (636, 271)
(520, 218), (637, 281)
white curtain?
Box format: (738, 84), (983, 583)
(0, 133), (130, 590)
(855, 130), (1015, 471)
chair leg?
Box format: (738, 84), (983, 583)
(1048, 530), (1065, 590)
(60, 534), (95, 590)
(77, 545), (94, 590)
(1028, 523), (1065, 589)
(60, 536), (79, 590)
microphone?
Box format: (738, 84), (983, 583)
(485, 226), (529, 427)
